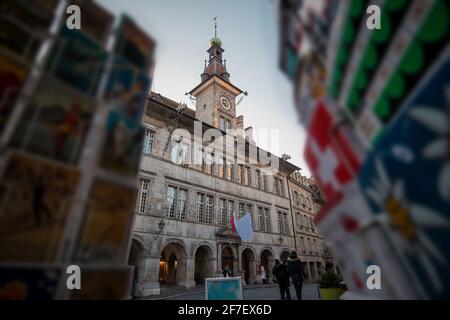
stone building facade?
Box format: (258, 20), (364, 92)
(128, 34), (301, 296)
(288, 171), (334, 281)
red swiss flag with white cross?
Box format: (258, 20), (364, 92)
(304, 101), (361, 200)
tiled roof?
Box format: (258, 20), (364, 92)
(149, 91), (196, 118)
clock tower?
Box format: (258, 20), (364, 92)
(188, 19), (245, 131)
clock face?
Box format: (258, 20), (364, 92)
(219, 95), (232, 111)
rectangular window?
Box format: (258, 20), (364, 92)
(197, 193), (214, 224)
(225, 160), (232, 181)
(197, 193), (205, 223)
(274, 177), (279, 194)
(143, 129), (155, 155)
(177, 188), (188, 220)
(220, 158), (225, 178)
(166, 186), (187, 220)
(264, 208), (271, 232)
(201, 154), (206, 171)
(246, 204), (252, 216)
(257, 207), (265, 231)
(196, 147), (205, 171)
(239, 202), (245, 218)
(138, 178), (151, 214)
(166, 186), (176, 218)
(220, 116), (227, 131)
(170, 141), (190, 165)
(206, 195), (214, 224)
(278, 212), (283, 235)
(263, 175), (268, 191)
(278, 211), (289, 235)
(257, 207), (271, 232)
(245, 166), (251, 186)
(226, 119), (232, 130)
(284, 213), (289, 235)
(294, 191), (299, 205)
(256, 170), (261, 189)
(279, 179), (285, 197)
(219, 199), (227, 226)
(228, 200), (234, 228)
(239, 165), (245, 184)
(204, 149), (213, 174)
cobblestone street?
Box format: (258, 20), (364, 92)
(144, 283), (320, 300)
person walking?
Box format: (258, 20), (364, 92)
(272, 259), (291, 300)
(287, 251), (306, 300)
(261, 265), (267, 284)
(223, 264), (231, 277)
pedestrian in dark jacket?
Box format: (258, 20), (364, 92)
(272, 259), (291, 300)
(287, 251), (306, 300)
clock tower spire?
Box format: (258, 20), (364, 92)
(188, 18), (246, 130)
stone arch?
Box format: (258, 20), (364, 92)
(260, 247), (275, 283)
(160, 239), (188, 286)
(259, 247), (275, 258)
(128, 237), (146, 297)
(221, 245), (235, 276)
(161, 238), (188, 255)
(194, 244), (215, 285)
(132, 235), (147, 251)
(191, 241), (216, 258)
(241, 247), (257, 285)
(240, 245), (257, 258)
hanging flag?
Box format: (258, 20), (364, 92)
(235, 213), (254, 242)
(304, 101), (361, 200)
(230, 212), (237, 233)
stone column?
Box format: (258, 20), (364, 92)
(141, 254), (161, 296)
(234, 244), (241, 278)
(266, 255), (275, 283)
(184, 257), (196, 289)
(256, 259), (262, 284)
(216, 243), (223, 276)
(209, 255), (217, 278)
(249, 259), (257, 284)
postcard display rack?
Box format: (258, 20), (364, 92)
(0, 0), (155, 299)
(279, 0), (449, 299)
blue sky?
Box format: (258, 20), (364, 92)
(97, 0), (311, 176)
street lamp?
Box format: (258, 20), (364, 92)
(153, 219), (166, 239)
(158, 219), (166, 233)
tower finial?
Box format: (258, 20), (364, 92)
(214, 16), (217, 37)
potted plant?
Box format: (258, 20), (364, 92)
(318, 267), (344, 300)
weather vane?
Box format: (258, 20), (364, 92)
(214, 16), (217, 37)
